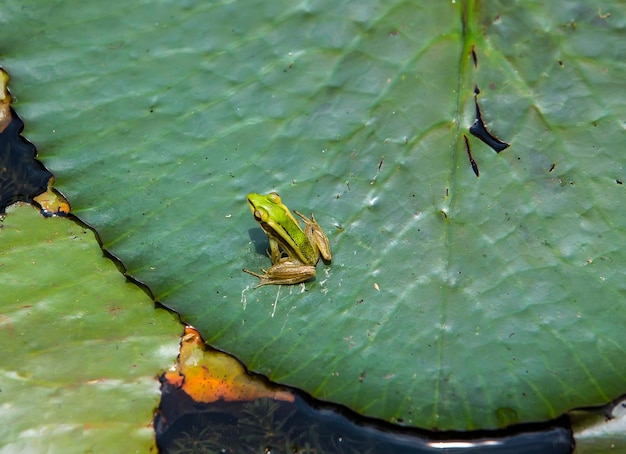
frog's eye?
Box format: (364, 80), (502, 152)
(253, 210), (263, 222)
(267, 192), (282, 204)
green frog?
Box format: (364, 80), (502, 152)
(243, 192), (332, 287)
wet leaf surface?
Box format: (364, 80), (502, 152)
(0, 204), (180, 452)
(3, 0), (626, 430)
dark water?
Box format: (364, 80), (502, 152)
(155, 387), (574, 454)
(0, 108), (52, 212)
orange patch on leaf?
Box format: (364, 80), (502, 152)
(164, 326), (294, 404)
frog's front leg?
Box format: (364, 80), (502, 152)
(267, 237), (283, 264)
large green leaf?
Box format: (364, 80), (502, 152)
(3, 0), (625, 429)
(0, 204), (181, 451)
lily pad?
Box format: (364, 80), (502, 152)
(3, 0), (626, 429)
(0, 204), (181, 451)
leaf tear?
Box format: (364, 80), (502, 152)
(469, 86), (510, 153)
(464, 135), (479, 177)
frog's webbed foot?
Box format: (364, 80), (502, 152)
(242, 267), (272, 288)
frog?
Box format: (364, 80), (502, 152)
(243, 192), (332, 287)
